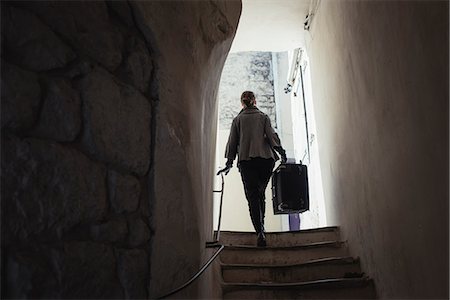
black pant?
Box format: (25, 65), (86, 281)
(239, 158), (275, 234)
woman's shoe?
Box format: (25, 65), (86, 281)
(257, 232), (266, 247)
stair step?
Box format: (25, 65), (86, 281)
(219, 241), (349, 265)
(222, 257), (362, 284)
(222, 277), (377, 299)
(219, 226), (340, 247)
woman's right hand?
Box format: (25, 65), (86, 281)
(217, 165), (231, 175)
(217, 159), (233, 175)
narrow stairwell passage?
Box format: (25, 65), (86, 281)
(218, 227), (377, 299)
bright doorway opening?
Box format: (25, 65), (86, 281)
(213, 0), (327, 232)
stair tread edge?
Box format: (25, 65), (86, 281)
(223, 240), (346, 250)
(218, 226), (339, 235)
(221, 277), (374, 289)
(220, 256), (359, 269)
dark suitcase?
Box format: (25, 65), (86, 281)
(271, 163), (309, 214)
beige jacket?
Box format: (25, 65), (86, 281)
(225, 107), (282, 163)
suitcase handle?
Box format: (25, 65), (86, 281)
(273, 160), (303, 173)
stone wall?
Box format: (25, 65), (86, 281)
(1, 2), (153, 298)
(218, 51), (276, 130)
(1, 0), (241, 299)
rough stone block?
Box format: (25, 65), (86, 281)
(128, 218), (151, 247)
(80, 68), (151, 176)
(117, 249), (149, 299)
(119, 36), (153, 93)
(61, 241), (123, 298)
(90, 219), (128, 243)
(64, 59), (93, 80)
(1, 6), (76, 71)
(1, 136), (107, 242)
(253, 82), (275, 97)
(5, 246), (61, 299)
(1, 61), (41, 132)
(32, 79), (81, 142)
(106, 0), (135, 28)
(108, 170), (141, 214)
(24, 1), (123, 71)
(1, 28), (5, 55)
(5, 242), (123, 298)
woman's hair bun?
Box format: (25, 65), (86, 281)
(241, 91), (255, 107)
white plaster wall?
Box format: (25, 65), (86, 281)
(132, 1), (242, 298)
(306, 1), (448, 298)
(287, 49), (327, 229)
(273, 52), (295, 159)
(230, 0), (309, 52)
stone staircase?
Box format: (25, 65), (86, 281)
(218, 227), (377, 299)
